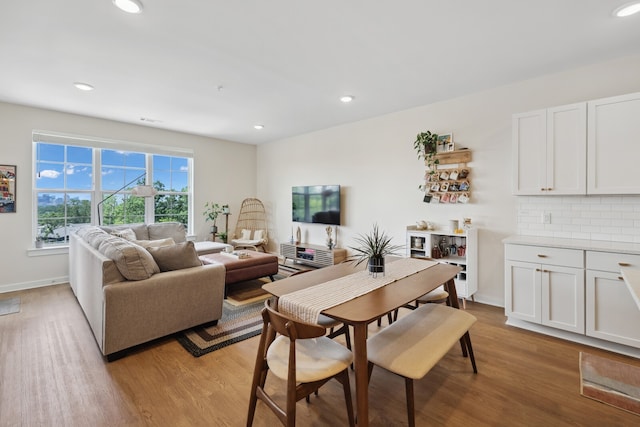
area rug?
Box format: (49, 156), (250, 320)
(580, 352), (640, 416)
(0, 297), (20, 316)
(176, 263), (312, 357)
(176, 298), (272, 357)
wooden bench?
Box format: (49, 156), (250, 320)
(367, 303), (478, 426)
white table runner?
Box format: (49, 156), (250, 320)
(278, 257), (437, 324)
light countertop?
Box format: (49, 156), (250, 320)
(503, 235), (640, 256)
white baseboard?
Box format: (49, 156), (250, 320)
(0, 276), (69, 294)
(506, 317), (640, 359)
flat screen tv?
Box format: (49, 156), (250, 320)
(292, 185), (341, 225)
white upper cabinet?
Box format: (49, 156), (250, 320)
(512, 103), (587, 195)
(587, 92), (640, 194)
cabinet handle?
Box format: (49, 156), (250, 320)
(547, 188), (553, 191)
(542, 269), (549, 273)
(537, 254), (547, 258)
(540, 188), (546, 191)
(535, 268), (541, 272)
(618, 262), (631, 267)
(618, 276), (624, 281)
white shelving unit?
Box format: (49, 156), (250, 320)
(406, 226), (478, 306)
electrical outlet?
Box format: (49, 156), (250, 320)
(542, 212), (551, 224)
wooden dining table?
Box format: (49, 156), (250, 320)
(262, 257), (462, 426)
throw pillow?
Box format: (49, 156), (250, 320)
(241, 229), (252, 240)
(253, 229), (265, 241)
(133, 237), (175, 249)
(146, 241), (202, 272)
(148, 222), (187, 243)
(111, 228), (137, 241)
(97, 236), (160, 280)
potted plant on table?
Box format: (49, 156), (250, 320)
(349, 224), (404, 277)
(203, 202), (223, 234)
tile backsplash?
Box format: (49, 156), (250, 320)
(517, 195), (640, 243)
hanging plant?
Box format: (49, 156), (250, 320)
(413, 131), (440, 191)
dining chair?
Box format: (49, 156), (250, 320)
(246, 299), (356, 427)
(289, 269), (351, 349)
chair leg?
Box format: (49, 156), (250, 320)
(337, 369), (356, 427)
(405, 377), (415, 427)
(463, 332), (478, 373)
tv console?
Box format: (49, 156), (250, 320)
(280, 242), (347, 268)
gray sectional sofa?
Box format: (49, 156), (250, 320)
(69, 222), (226, 359)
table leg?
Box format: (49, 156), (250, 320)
(352, 323), (369, 427)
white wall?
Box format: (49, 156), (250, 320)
(0, 102), (256, 293)
(257, 53), (640, 307)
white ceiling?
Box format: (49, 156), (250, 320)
(1, 1), (639, 145)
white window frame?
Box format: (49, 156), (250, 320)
(32, 131), (194, 248)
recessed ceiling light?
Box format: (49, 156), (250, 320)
(613, 2), (640, 17)
(73, 82), (94, 91)
(113, 0), (143, 14)
(340, 95), (354, 103)
(254, 124), (264, 130)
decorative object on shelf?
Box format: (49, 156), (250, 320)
(222, 204), (230, 214)
(296, 226), (301, 244)
(463, 217), (472, 229)
(413, 131), (440, 184)
(203, 202), (223, 234)
(349, 224), (403, 278)
(449, 220), (459, 232)
(325, 226), (334, 249)
(437, 133), (454, 152)
(0, 164), (16, 213)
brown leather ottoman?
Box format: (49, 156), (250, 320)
(199, 251), (279, 297)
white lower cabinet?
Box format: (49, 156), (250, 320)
(585, 251), (640, 348)
(505, 245), (584, 334)
(505, 241), (640, 355)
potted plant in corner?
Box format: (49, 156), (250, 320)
(413, 131), (439, 184)
(203, 202), (223, 234)
(349, 224), (404, 277)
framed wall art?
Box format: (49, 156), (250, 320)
(436, 133), (454, 152)
(0, 165), (16, 213)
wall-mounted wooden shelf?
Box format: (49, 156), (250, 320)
(423, 149), (472, 204)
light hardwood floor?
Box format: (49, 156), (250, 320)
(1, 284), (638, 426)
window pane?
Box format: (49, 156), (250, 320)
(172, 171), (188, 192)
(102, 149), (145, 168)
(36, 163), (64, 189)
(152, 155), (189, 192)
(67, 146), (92, 164)
(38, 143), (64, 162)
(153, 155), (171, 170)
(101, 167), (146, 191)
(153, 170), (171, 191)
(66, 164), (93, 190)
(100, 193), (146, 225)
(155, 194), (188, 226)
(37, 192), (67, 244)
